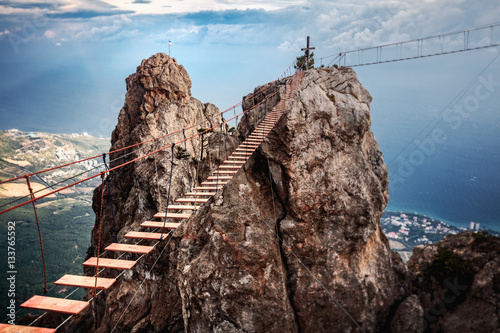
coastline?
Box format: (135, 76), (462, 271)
(385, 203), (500, 233)
(381, 209), (499, 263)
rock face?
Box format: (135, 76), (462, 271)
(175, 68), (408, 332)
(46, 55), (411, 332)
(396, 231), (500, 332)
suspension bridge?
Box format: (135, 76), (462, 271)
(321, 22), (500, 67)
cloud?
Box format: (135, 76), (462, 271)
(46, 9), (134, 19)
(1, 0), (498, 58)
(0, 1), (54, 10)
(43, 29), (55, 38)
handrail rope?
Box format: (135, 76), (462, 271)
(103, 154), (118, 243)
(93, 172), (106, 298)
(182, 129), (192, 192)
(25, 175), (49, 294)
(0, 61), (297, 187)
(50, 72), (301, 332)
(153, 138), (163, 211)
(0, 66), (295, 211)
(0, 90), (279, 216)
(0, 85), (281, 211)
(223, 116), (229, 161)
(160, 144), (175, 240)
(216, 117), (223, 193)
(0, 155), (105, 186)
(387, 51), (500, 172)
(0, 160), (107, 210)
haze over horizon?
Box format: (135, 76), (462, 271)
(1, 0), (499, 230)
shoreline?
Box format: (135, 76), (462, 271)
(380, 210), (499, 263)
(384, 205), (499, 233)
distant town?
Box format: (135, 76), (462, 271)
(381, 211), (499, 262)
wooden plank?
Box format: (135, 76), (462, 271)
(176, 197), (210, 203)
(212, 170), (239, 173)
(82, 257), (136, 270)
(21, 296), (89, 315)
(207, 176), (233, 180)
(240, 142), (259, 145)
(235, 148), (256, 152)
(224, 159), (246, 163)
(226, 157), (246, 160)
(0, 324), (56, 333)
(191, 186), (222, 190)
(219, 165), (241, 169)
(185, 192), (216, 196)
(124, 231), (168, 240)
(165, 204), (201, 210)
(232, 153), (253, 156)
(105, 243), (154, 254)
(153, 212), (192, 219)
(54, 275), (116, 290)
(201, 181), (228, 186)
(141, 221), (181, 229)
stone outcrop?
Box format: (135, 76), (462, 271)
(177, 67), (408, 332)
(394, 231), (500, 332)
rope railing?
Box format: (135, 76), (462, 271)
(0, 89), (281, 216)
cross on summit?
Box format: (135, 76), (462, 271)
(301, 36), (315, 69)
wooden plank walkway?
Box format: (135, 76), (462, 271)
(0, 324), (56, 332)
(21, 296), (89, 315)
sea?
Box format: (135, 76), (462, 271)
(362, 60), (500, 233)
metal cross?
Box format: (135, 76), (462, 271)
(301, 36), (315, 69)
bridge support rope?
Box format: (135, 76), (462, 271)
(25, 175), (48, 294)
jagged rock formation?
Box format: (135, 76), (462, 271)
(394, 231), (500, 332)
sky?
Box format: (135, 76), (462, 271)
(0, 0), (499, 229)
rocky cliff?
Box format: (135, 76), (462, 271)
(35, 53), (407, 332)
(28, 53), (498, 332)
(392, 231), (500, 332)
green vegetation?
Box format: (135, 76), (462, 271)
(472, 229), (495, 244)
(295, 50), (315, 70)
(429, 247), (473, 288)
(176, 146), (190, 159)
(197, 128), (214, 160)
